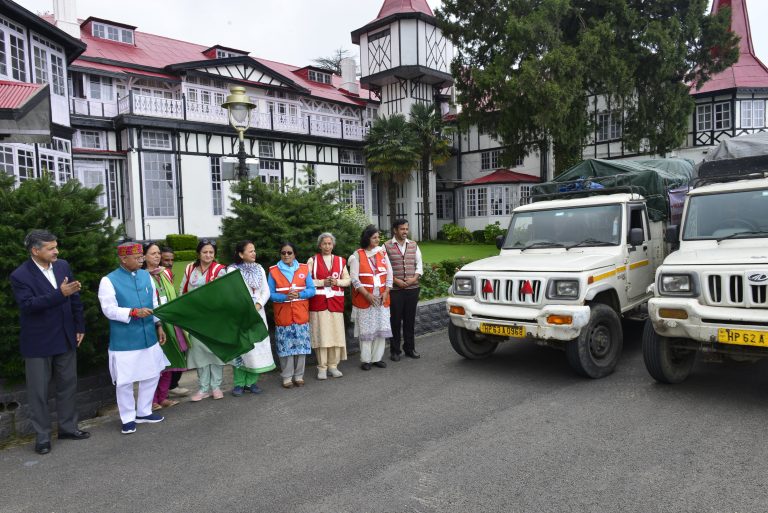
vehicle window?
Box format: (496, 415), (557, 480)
(503, 204), (623, 248)
(682, 188), (768, 240)
(628, 206), (646, 242)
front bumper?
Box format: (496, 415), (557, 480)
(648, 297), (768, 343)
(446, 297), (590, 341)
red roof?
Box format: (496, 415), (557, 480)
(375, 0), (433, 20)
(70, 59), (179, 80)
(465, 169), (541, 186)
(0, 80), (46, 109)
(696, 0), (768, 93)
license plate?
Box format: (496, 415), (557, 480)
(479, 323), (526, 338)
(717, 328), (768, 347)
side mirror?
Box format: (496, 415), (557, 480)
(665, 225), (679, 243)
(496, 235), (504, 250)
(629, 227), (644, 246)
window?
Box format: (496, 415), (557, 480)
(520, 184), (532, 205)
(142, 152), (176, 217)
(714, 102), (731, 130)
(514, 156), (524, 167)
(371, 181), (379, 216)
(215, 49), (239, 59)
(31, 36), (65, 95)
(92, 22), (134, 44)
(477, 187), (487, 217)
(490, 186), (504, 216)
(37, 137), (72, 185)
(305, 164), (316, 188)
(89, 75), (113, 101)
(259, 159), (281, 184)
(340, 166), (366, 210)
(0, 17), (27, 81)
(308, 70), (332, 84)
(0, 145), (34, 184)
(33, 46), (47, 83)
(597, 111), (622, 141)
(340, 149), (364, 165)
(696, 104), (712, 131)
(466, 188), (477, 217)
(259, 141), (275, 158)
(481, 150), (500, 171)
(141, 131), (172, 150)
(107, 160), (119, 218)
(77, 130), (105, 149)
(9, 33), (26, 81)
(210, 157), (223, 215)
(436, 192), (454, 220)
(741, 100), (765, 128)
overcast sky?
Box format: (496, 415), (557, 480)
(16, 0), (768, 68)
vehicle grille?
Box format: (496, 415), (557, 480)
(705, 273), (768, 307)
(479, 278), (543, 305)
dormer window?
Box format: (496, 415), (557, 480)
(92, 22), (134, 44)
(216, 49), (237, 59)
(308, 70), (332, 85)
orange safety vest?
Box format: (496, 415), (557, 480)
(269, 263), (310, 326)
(351, 249), (391, 309)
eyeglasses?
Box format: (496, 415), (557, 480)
(280, 251), (294, 255)
(200, 239), (217, 247)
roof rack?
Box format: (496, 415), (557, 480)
(531, 174), (648, 203)
(696, 154), (768, 186)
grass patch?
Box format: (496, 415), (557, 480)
(419, 241), (498, 264)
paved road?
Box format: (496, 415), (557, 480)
(2, 321), (768, 513)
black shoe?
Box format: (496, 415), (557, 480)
(361, 362), (372, 371)
(58, 429), (90, 440)
(390, 353), (401, 362)
(34, 442), (51, 455)
(405, 351), (421, 359)
(373, 361), (387, 368)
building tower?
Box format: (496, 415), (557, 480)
(351, 0), (453, 239)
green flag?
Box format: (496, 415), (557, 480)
(153, 270), (268, 362)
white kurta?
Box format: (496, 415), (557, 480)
(98, 274), (170, 386)
(227, 265), (275, 372)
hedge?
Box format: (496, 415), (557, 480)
(165, 234), (199, 251)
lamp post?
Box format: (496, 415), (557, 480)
(222, 86), (256, 189)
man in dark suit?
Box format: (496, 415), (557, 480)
(10, 230), (90, 455)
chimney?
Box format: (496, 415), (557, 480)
(53, 0), (81, 40)
(340, 57), (359, 95)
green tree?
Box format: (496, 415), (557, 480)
(0, 174), (120, 383)
(312, 47), (352, 75)
(437, 0), (739, 174)
(409, 102), (453, 240)
(364, 114), (420, 227)
(219, 178), (367, 271)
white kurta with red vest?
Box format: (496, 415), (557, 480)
(307, 255), (350, 360)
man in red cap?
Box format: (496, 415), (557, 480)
(98, 242), (169, 435)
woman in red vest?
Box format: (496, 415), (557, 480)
(307, 232), (350, 380)
(180, 240), (227, 401)
(268, 242), (316, 388)
(349, 225), (393, 370)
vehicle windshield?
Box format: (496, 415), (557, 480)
(502, 204), (623, 249)
(682, 188), (768, 240)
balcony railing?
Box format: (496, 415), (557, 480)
(71, 92), (369, 141)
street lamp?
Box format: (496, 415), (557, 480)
(221, 86), (255, 184)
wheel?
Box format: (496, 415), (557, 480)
(448, 323), (499, 359)
(566, 303), (623, 378)
(642, 319), (695, 384)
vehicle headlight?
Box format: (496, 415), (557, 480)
(452, 277), (475, 296)
(547, 280), (580, 299)
(658, 274), (697, 296)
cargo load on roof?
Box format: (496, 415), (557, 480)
(531, 158), (694, 221)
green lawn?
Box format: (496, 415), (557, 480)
(419, 242), (498, 263)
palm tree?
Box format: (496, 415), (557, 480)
(364, 114), (419, 227)
(409, 103), (453, 240)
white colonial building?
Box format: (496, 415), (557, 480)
(0, 0), (765, 241)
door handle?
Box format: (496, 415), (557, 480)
(642, 245), (647, 251)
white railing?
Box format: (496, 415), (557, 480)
(70, 97), (118, 118)
(99, 93), (370, 141)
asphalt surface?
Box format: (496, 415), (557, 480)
(2, 321), (768, 513)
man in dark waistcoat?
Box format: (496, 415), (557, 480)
(384, 219), (423, 361)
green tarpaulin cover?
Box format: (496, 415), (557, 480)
(532, 158), (694, 221)
(153, 270), (267, 362)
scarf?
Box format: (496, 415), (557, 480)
(235, 262), (264, 292)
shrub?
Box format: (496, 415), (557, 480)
(442, 223), (472, 243)
(437, 258), (470, 279)
(471, 230), (485, 243)
(174, 250), (197, 262)
(0, 174), (120, 384)
(483, 221), (506, 245)
(419, 263), (450, 300)
(165, 234), (199, 251)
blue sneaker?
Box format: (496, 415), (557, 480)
(246, 384), (263, 394)
(121, 421), (136, 435)
(135, 413), (164, 424)
(232, 386), (244, 397)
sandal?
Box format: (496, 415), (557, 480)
(159, 399), (179, 408)
(151, 402), (163, 411)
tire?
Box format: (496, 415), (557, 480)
(448, 323), (499, 360)
(566, 303), (623, 379)
(642, 319), (695, 384)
